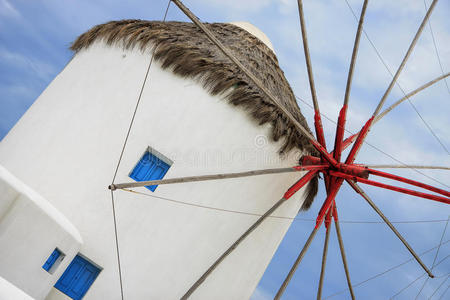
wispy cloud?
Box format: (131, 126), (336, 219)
(0, 0), (21, 18)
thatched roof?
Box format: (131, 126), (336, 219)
(71, 20), (318, 209)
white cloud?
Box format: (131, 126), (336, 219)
(0, 0), (21, 18)
(0, 46), (56, 82)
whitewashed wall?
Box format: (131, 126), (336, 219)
(0, 40), (310, 299)
(0, 165), (82, 300)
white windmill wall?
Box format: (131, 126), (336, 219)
(0, 165), (82, 299)
(0, 35), (310, 299)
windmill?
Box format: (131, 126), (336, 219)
(106, 0), (449, 298)
(0, 1), (448, 298)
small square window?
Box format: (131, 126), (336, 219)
(129, 147), (172, 192)
(43, 248), (65, 274)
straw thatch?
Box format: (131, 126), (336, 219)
(71, 20), (318, 209)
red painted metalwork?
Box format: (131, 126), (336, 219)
(333, 105), (348, 162)
(329, 171), (450, 204)
(315, 178), (343, 228)
(293, 164), (329, 171)
(284, 170), (320, 199)
(301, 155), (321, 165)
(342, 133), (358, 151)
(285, 98), (449, 280)
(314, 111), (327, 148)
(368, 168), (450, 197)
(345, 116), (374, 164)
(324, 204), (333, 229)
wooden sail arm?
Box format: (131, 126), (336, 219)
(108, 164), (327, 190)
(346, 180), (434, 277)
(171, 0), (340, 168)
(296, 0), (327, 149)
(343, 0), (439, 162)
(333, 0), (369, 162)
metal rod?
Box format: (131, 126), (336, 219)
(170, 0), (338, 167)
(333, 206), (356, 300)
(181, 171), (317, 299)
(317, 212), (332, 300)
(366, 164), (450, 170)
(274, 227), (319, 300)
(109, 165), (326, 190)
(346, 180), (434, 278)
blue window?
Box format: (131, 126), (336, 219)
(55, 254), (101, 300)
(129, 148), (171, 192)
(43, 248), (63, 273)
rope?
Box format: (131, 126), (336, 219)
(429, 275), (450, 299)
(109, 2), (171, 299)
(109, 191), (124, 300)
(423, 0), (450, 96)
(323, 239), (450, 299)
(390, 273), (426, 299)
(120, 188), (447, 224)
(343, 0), (449, 155)
(438, 284), (450, 300)
(416, 215), (450, 299)
(390, 265), (450, 299)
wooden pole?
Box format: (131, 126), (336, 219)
(346, 180), (434, 278)
(333, 206), (356, 299)
(181, 170), (317, 299)
(297, 0), (319, 112)
(348, 0), (439, 161)
(375, 72), (449, 123)
(170, 0), (338, 167)
(338, 73), (450, 150)
(343, 0), (368, 107)
(274, 226), (319, 299)
(373, 0), (438, 117)
(181, 197), (287, 299)
(109, 165), (325, 190)
(333, 0), (369, 162)
(317, 217), (331, 300)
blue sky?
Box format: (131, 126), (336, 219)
(1, 0), (449, 299)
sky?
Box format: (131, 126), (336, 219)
(1, 0), (449, 299)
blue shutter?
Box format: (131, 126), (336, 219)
(129, 149), (171, 192)
(43, 248), (61, 272)
(55, 255), (101, 300)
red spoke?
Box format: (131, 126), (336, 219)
(316, 177), (344, 228)
(284, 170), (321, 199)
(330, 171), (450, 205)
(368, 168), (450, 197)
